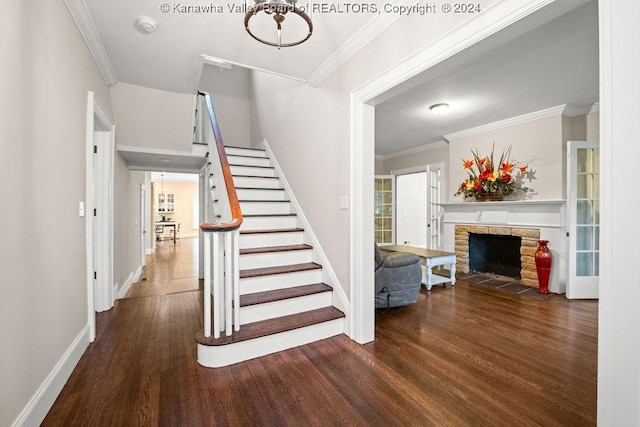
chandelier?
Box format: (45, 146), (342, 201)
(244, 0), (313, 48)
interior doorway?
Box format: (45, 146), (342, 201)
(85, 92), (115, 342)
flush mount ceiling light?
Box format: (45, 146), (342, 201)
(244, 0), (313, 49)
(135, 16), (157, 34)
(430, 103), (450, 116)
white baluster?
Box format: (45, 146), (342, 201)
(225, 232), (233, 336)
(233, 229), (240, 331)
(212, 232), (221, 339)
(203, 232), (211, 337)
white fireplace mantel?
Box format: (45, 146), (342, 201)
(438, 199), (567, 294)
(438, 200), (566, 229)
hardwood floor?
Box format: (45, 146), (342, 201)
(125, 238), (202, 298)
(43, 241), (597, 426)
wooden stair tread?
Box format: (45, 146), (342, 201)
(243, 213), (296, 217)
(229, 164), (274, 169)
(240, 244), (312, 255)
(239, 199), (289, 203)
(225, 145), (266, 152)
(240, 283), (332, 307)
(196, 307), (344, 346)
(226, 154), (270, 160)
(240, 228), (304, 235)
(236, 187), (284, 191)
(232, 174), (279, 180)
(240, 262), (321, 278)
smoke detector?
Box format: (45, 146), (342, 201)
(135, 16), (157, 34)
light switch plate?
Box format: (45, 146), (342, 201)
(339, 195), (349, 210)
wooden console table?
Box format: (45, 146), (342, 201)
(381, 245), (456, 291)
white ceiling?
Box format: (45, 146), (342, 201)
(84, 0), (396, 93)
(81, 0), (598, 161)
(374, 1), (599, 156)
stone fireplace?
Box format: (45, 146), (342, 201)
(439, 200), (567, 293)
(455, 225), (541, 287)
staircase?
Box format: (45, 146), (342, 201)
(196, 145), (345, 368)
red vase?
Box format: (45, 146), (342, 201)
(535, 240), (552, 294)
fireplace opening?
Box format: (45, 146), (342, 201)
(469, 233), (522, 278)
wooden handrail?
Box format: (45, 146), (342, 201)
(197, 91), (243, 232)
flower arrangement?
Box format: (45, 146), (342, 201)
(454, 144), (532, 201)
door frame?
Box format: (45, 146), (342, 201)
(349, 0), (556, 344)
(85, 92), (115, 341)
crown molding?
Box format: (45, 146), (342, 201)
(306, 0), (419, 88)
(445, 104), (573, 141)
(377, 140), (448, 160)
(64, 0), (117, 86)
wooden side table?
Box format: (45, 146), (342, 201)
(381, 245), (456, 291)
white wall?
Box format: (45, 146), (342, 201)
(0, 1), (112, 425)
(113, 154), (146, 295)
(250, 9), (481, 298)
(110, 82), (194, 152)
(198, 65), (252, 148)
(448, 115), (564, 201)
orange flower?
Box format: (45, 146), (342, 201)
(519, 165), (528, 174)
(463, 160), (474, 169)
(500, 162), (514, 174)
(478, 157), (486, 167)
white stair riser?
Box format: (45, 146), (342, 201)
(239, 232), (304, 249)
(240, 292), (333, 325)
(240, 270), (322, 294)
(237, 188), (285, 201)
(197, 318), (344, 368)
(240, 201), (291, 215)
(230, 165), (275, 177)
(227, 155), (271, 168)
(233, 176), (280, 189)
(239, 249), (312, 270)
(242, 215), (297, 230)
(225, 147), (267, 158)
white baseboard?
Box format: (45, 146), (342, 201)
(117, 265), (143, 299)
(11, 325), (90, 427)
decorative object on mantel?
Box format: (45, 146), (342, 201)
(454, 144), (535, 201)
(535, 240), (553, 294)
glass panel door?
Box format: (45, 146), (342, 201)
(374, 176), (394, 245)
(426, 163), (444, 249)
(567, 141), (600, 299)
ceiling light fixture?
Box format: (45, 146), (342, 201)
(430, 103), (450, 116)
(135, 16), (157, 34)
(244, 0), (313, 49)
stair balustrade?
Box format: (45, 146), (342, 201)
(197, 91), (243, 339)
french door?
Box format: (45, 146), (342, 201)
(426, 163), (443, 249)
(566, 141), (600, 299)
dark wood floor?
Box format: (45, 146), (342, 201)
(44, 239), (598, 426)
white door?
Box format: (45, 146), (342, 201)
(426, 163), (444, 249)
(140, 184), (147, 270)
(395, 172), (427, 247)
(566, 141), (600, 299)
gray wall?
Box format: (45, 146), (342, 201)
(0, 0), (113, 424)
(198, 65), (252, 148)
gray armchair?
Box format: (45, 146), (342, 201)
(375, 244), (422, 308)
